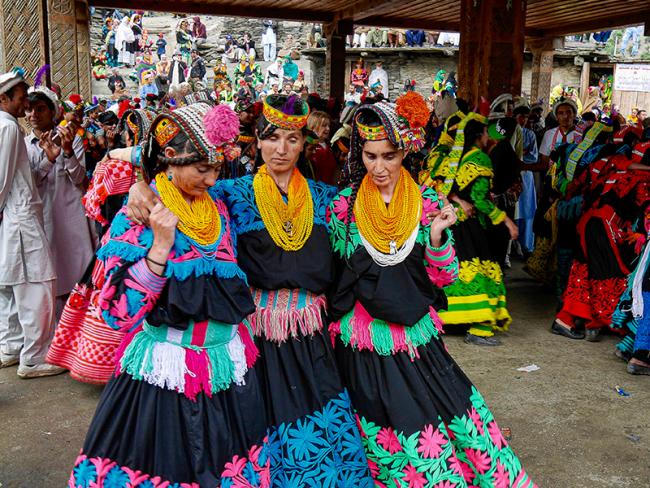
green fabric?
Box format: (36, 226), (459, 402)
(357, 386), (536, 487)
(470, 177), (502, 228)
(444, 266), (506, 299)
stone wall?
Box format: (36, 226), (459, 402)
(91, 10), (314, 65)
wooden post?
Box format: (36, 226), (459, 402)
(324, 20), (352, 101)
(528, 37), (555, 110)
(458, 0), (527, 105)
(0, 0), (48, 79)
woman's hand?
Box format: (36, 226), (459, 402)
(147, 202), (178, 272)
(126, 181), (160, 225)
(430, 203), (457, 247)
(449, 194), (475, 218)
(504, 216), (519, 240)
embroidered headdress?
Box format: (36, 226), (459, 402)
(120, 109), (155, 147)
(341, 92), (430, 186)
(144, 102), (240, 180)
(352, 91), (429, 155)
(262, 94), (310, 132)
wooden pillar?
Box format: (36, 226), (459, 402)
(0, 0), (48, 79)
(458, 0), (527, 105)
(528, 38), (554, 109)
(75, 0), (91, 99)
(47, 0), (91, 99)
(324, 20), (352, 101)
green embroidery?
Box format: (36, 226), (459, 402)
(357, 387), (536, 487)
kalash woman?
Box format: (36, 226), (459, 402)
(69, 103), (269, 487)
(127, 94), (373, 485)
(328, 96), (537, 487)
(436, 114), (519, 346)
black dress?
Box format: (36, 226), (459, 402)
(213, 175), (373, 487)
(327, 184), (537, 487)
(69, 187), (269, 487)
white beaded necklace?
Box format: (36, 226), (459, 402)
(357, 206), (421, 267)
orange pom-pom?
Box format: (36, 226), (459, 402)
(396, 91), (430, 129)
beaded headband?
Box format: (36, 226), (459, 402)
(238, 134), (256, 144)
(154, 118), (181, 146)
(262, 97), (310, 130)
(355, 115), (388, 141)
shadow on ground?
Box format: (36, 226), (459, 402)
(0, 262), (648, 487)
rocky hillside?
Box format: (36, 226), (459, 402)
(90, 9), (319, 97)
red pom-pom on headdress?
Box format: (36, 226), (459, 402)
(203, 104), (240, 147)
(117, 99), (132, 119)
(396, 91), (429, 129)
(68, 94), (83, 106)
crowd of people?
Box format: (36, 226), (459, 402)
(347, 26), (460, 49)
(0, 18), (649, 484)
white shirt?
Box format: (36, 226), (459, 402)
(539, 127), (576, 157)
(262, 25), (276, 45)
(0, 112), (55, 285)
(26, 132), (95, 295)
(265, 63), (284, 86)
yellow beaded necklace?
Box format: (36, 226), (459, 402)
(155, 172), (220, 246)
(253, 164), (314, 251)
(354, 166), (422, 254)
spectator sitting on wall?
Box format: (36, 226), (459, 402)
(192, 17), (207, 48)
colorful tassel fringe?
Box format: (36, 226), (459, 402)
(116, 320), (257, 401)
(249, 288), (327, 343)
(330, 301), (444, 358)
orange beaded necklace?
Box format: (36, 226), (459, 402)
(354, 167), (422, 254)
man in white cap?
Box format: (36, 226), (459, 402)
(25, 87), (95, 320)
(0, 69), (62, 378)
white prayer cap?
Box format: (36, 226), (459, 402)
(0, 68), (28, 96)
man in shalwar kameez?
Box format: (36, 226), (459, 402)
(0, 69), (63, 378)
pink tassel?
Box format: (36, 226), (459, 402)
(184, 349), (210, 401)
(430, 306), (445, 334)
(238, 322), (259, 368)
(250, 301), (324, 343)
(389, 325), (408, 354)
(329, 321), (341, 347)
(349, 302), (374, 351)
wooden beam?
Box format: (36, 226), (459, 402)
(356, 16), (460, 31)
(537, 12), (649, 37)
(333, 0), (407, 22)
(89, 0), (334, 22)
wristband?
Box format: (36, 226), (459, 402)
(145, 255), (167, 267)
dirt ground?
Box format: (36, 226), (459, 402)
(0, 263), (649, 487)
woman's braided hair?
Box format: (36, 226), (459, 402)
(143, 127), (202, 180)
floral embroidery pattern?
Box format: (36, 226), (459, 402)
(70, 445), (268, 488)
(264, 390), (374, 487)
(357, 387), (537, 488)
(214, 176), (337, 237)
